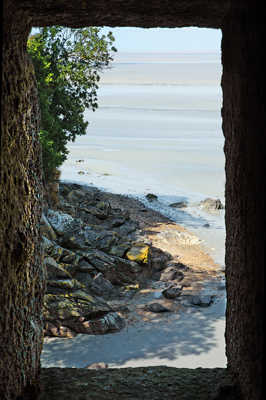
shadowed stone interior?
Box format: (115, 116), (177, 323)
(0, 1), (263, 399)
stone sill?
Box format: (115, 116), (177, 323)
(40, 366), (239, 400)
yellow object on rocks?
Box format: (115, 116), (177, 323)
(126, 244), (149, 264)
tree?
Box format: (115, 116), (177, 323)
(27, 26), (116, 181)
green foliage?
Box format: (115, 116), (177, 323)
(27, 26), (116, 181)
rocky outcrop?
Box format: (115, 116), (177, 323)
(42, 183), (162, 337)
(42, 182), (220, 338)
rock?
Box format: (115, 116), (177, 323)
(82, 249), (141, 285)
(44, 321), (76, 338)
(160, 266), (184, 282)
(42, 238), (82, 272)
(87, 201), (111, 220)
(61, 252), (80, 266)
(95, 230), (120, 252)
(146, 193), (158, 202)
(126, 243), (149, 264)
(40, 214), (57, 240)
(150, 247), (172, 271)
(57, 199), (76, 218)
(145, 303), (170, 313)
(60, 225), (98, 251)
(47, 210), (83, 237)
(66, 189), (87, 203)
(73, 272), (94, 288)
(190, 294), (215, 307)
(169, 201), (187, 208)
(69, 312), (125, 335)
(200, 198), (224, 211)
(166, 261), (190, 272)
(85, 362), (108, 370)
(43, 292), (111, 322)
(162, 284), (183, 299)
(76, 259), (96, 274)
(113, 221), (138, 237)
(90, 273), (116, 297)
(43, 257), (72, 280)
(47, 278), (84, 291)
(42, 237), (65, 262)
(109, 216), (127, 228)
(109, 243), (131, 258)
(44, 290), (125, 336)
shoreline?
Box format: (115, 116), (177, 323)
(41, 181), (226, 370)
(60, 176), (226, 267)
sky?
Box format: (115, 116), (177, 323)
(31, 26), (222, 53)
(101, 27), (222, 53)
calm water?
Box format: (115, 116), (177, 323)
(61, 52), (225, 265)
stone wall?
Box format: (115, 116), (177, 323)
(222, 4), (263, 400)
(0, 3), (45, 399)
(19, 0), (230, 28)
(0, 1), (263, 399)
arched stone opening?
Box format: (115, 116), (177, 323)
(0, 1), (263, 399)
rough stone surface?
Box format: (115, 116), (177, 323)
(0, 4), (45, 399)
(39, 367), (239, 400)
(1, 1), (263, 400)
(23, 1), (230, 28)
(222, 4), (264, 400)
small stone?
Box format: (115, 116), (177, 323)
(150, 247), (172, 271)
(160, 267), (184, 282)
(169, 201), (187, 208)
(145, 303), (170, 313)
(146, 193), (158, 202)
(200, 198), (224, 211)
(190, 294), (215, 307)
(162, 284), (183, 299)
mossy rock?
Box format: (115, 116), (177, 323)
(47, 279), (84, 291)
(43, 292), (110, 321)
(126, 244), (149, 264)
(109, 243), (131, 257)
(44, 257), (72, 280)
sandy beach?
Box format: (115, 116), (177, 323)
(41, 185), (226, 370)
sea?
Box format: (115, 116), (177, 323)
(61, 51), (225, 266)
